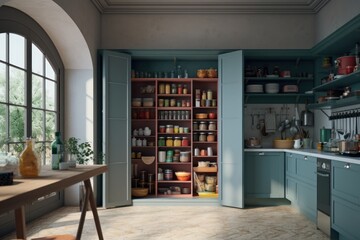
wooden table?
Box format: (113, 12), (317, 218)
(0, 165), (107, 240)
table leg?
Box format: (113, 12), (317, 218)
(15, 206), (26, 240)
(76, 179), (104, 240)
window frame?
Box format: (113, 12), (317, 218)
(0, 6), (64, 163)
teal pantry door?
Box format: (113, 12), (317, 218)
(102, 50), (132, 208)
(218, 50), (244, 208)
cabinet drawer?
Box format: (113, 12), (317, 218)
(332, 161), (360, 205)
(332, 195), (360, 240)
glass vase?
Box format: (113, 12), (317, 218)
(19, 138), (41, 177)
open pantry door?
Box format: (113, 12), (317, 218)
(218, 50), (244, 208)
(102, 50), (132, 208)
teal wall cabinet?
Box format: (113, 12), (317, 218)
(245, 152), (285, 198)
(285, 153), (317, 222)
(332, 161), (360, 240)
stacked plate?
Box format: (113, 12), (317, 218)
(246, 84), (263, 93)
(265, 83), (279, 93)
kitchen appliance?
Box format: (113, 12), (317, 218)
(317, 158), (331, 236)
(320, 128), (331, 143)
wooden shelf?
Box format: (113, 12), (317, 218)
(193, 156), (218, 158)
(193, 119), (218, 121)
(193, 141), (217, 144)
(158, 94), (191, 97)
(157, 133), (192, 135)
(158, 162), (191, 165)
(158, 107), (191, 110)
(131, 106), (156, 109)
(157, 194), (193, 198)
(193, 107), (217, 109)
(158, 146), (192, 149)
(157, 119), (191, 121)
(158, 180), (192, 183)
(193, 167), (218, 173)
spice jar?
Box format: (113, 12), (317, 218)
(159, 125), (166, 133)
(177, 84), (183, 94)
(193, 132), (199, 142)
(183, 84), (188, 94)
(165, 84), (171, 94)
(202, 91), (207, 100)
(199, 132), (207, 142)
(166, 125), (174, 133)
(170, 99), (176, 107)
(193, 122), (199, 131)
(182, 137), (189, 146)
(159, 84), (165, 94)
(208, 121), (216, 131)
(207, 90), (213, 100)
(174, 137), (182, 147)
(171, 84), (177, 94)
(199, 121), (207, 131)
(174, 125), (179, 134)
(207, 133), (215, 142)
(164, 169), (173, 180)
(158, 137), (165, 146)
(164, 99), (169, 107)
(166, 137), (174, 147)
(158, 99), (164, 107)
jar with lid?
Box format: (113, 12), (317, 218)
(182, 137), (189, 146)
(199, 132), (207, 142)
(207, 90), (213, 100)
(165, 84), (171, 94)
(193, 122), (199, 131)
(166, 137), (174, 147)
(208, 122), (216, 131)
(207, 133), (215, 142)
(174, 125), (179, 134)
(170, 98), (176, 107)
(158, 137), (165, 146)
(183, 84), (188, 94)
(199, 121), (207, 131)
(159, 125), (166, 133)
(174, 137), (182, 147)
(158, 99), (164, 107)
(164, 99), (169, 107)
(164, 169), (173, 180)
(159, 84), (165, 94)
(193, 132), (199, 142)
(166, 125), (174, 133)
(177, 84), (183, 94)
(171, 84), (177, 94)
(202, 91), (207, 100)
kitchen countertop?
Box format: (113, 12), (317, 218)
(245, 148), (360, 164)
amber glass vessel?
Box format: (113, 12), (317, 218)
(19, 138), (41, 177)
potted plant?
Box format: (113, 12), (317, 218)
(64, 137), (95, 166)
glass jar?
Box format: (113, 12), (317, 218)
(165, 84), (171, 94)
(207, 89), (213, 100)
(199, 132), (207, 142)
(183, 84), (188, 94)
(193, 132), (199, 142)
(207, 133), (215, 142)
(166, 125), (174, 134)
(171, 84), (177, 94)
(170, 98), (176, 107)
(159, 125), (166, 133)
(174, 125), (179, 134)
(182, 137), (189, 146)
(19, 138), (41, 177)
(199, 122), (207, 131)
(177, 84), (183, 94)
(158, 99), (164, 107)
(164, 169), (173, 180)
(158, 137), (165, 146)
(193, 122), (199, 131)
(174, 137), (182, 147)
(208, 122), (216, 131)
(164, 99), (169, 107)
(166, 137), (174, 147)
(202, 90), (207, 100)
(159, 84), (165, 94)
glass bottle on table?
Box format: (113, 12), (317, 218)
(19, 137), (41, 177)
(51, 131), (64, 170)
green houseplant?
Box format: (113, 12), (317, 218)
(64, 137), (94, 165)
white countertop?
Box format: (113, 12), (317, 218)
(244, 148), (360, 164)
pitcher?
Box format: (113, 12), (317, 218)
(294, 139), (303, 149)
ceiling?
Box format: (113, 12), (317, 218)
(91, 0), (330, 14)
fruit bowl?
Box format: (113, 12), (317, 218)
(131, 188), (148, 197)
(175, 172), (191, 181)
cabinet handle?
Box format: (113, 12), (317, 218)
(258, 152), (265, 156)
(344, 163), (351, 169)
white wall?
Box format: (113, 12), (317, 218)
(101, 14), (315, 49)
(315, 0), (360, 44)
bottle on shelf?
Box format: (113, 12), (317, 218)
(51, 131), (64, 170)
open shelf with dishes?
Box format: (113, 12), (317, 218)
(131, 76), (218, 199)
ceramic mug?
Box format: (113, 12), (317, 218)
(303, 138), (312, 149)
(294, 139), (303, 149)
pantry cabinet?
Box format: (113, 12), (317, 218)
(100, 50), (245, 208)
(332, 161), (360, 240)
(285, 153), (317, 222)
(244, 152), (285, 198)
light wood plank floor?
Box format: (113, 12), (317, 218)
(3, 205), (328, 239)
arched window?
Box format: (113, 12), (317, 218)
(0, 6), (64, 164)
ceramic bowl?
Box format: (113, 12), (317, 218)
(131, 188), (148, 197)
(175, 172), (191, 181)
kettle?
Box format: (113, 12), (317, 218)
(301, 108), (314, 126)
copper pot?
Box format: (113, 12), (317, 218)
(207, 68), (218, 78)
(335, 56), (356, 75)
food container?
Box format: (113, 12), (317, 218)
(208, 122), (216, 130)
(143, 98), (154, 107)
(207, 133), (215, 142)
(338, 140), (358, 154)
(199, 122), (207, 130)
(282, 85), (298, 93)
(166, 137), (173, 147)
(245, 137), (261, 147)
(180, 151), (190, 162)
(335, 56), (356, 75)
(205, 176), (217, 184)
(175, 171), (191, 181)
(208, 112), (217, 119)
(198, 161), (210, 167)
(158, 151), (166, 162)
(164, 169), (173, 180)
(199, 132), (207, 142)
(205, 183), (215, 192)
(166, 125), (174, 134)
(195, 113), (208, 119)
(158, 137), (165, 146)
(174, 137), (181, 147)
(132, 98), (142, 107)
(182, 137), (189, 146)
(207, 68), (218, 78)
(265, 83), (280, 94)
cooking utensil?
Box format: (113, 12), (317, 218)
(289, 117), (298, 136)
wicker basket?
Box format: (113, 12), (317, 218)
(273, 139), (294, 149)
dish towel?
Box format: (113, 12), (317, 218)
(265, 112), (276, 133)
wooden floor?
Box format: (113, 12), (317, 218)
(3, 205), (328, 239)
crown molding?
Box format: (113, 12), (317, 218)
(91, 0), (330, 14)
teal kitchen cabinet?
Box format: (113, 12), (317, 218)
(285, 153), (317, 222)
(332, 161), (360, 240)
(245, 152), (285, 198)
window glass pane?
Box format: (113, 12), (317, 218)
(9, 66), (25, 105)
(0, 33), (6, 62)
(9, 142), (24, 156)
(32, 74), (43, 108)
(45, 111), (55, 141)
(45, 80), (55, 110)
(9, 105), (25, 142)
(0, 103), (7, 151)
(0, 63), (6, 102)
(32, 43), (43, 76)
(32, 109), (44, 141)
(9, 33), (25, 69)
(45, 58), (55, 80)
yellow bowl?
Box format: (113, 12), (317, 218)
(175, 172), (191, 181)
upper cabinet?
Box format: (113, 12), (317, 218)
(243, 50), (315, 104)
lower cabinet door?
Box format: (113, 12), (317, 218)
(297, 182), (317, 223)
(332, 195), (360, 240)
